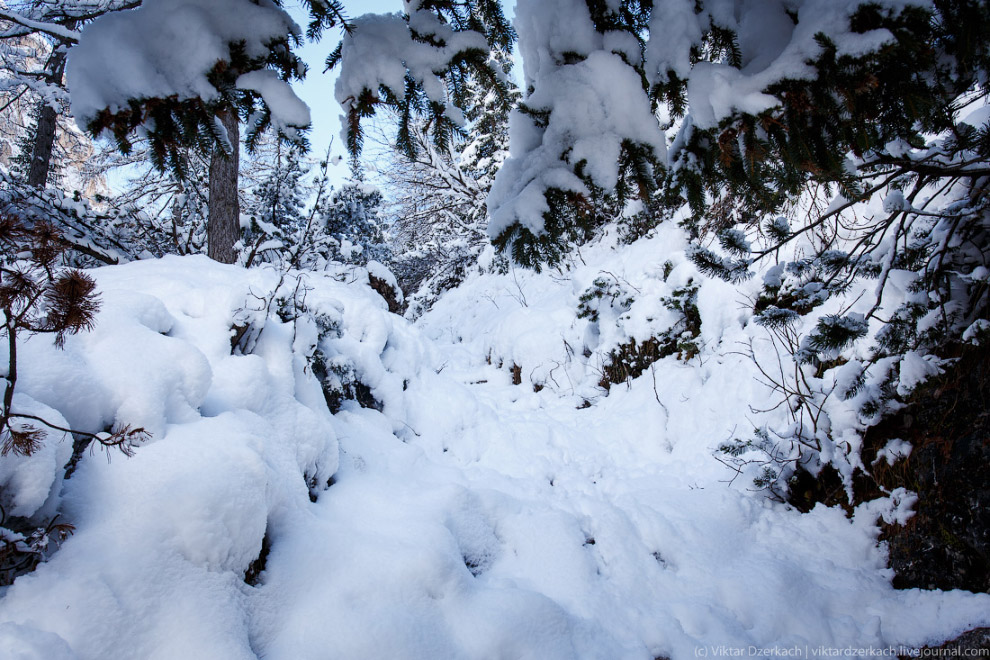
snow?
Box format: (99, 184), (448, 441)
(1, 252), (988, 658)
(488, 0), (690, 238)
(236, 70), (312, 134)
(7, 0), (990, 654)
(334, 13), (423, 107)
(333, 11), (488, 131)
(645, 0), (705, 83)
(513, 0), (602, 88)
(883, 190), (910, 213)
(873, 439), (912, 467)
(489, 0), (936, 242)
(963, 319), (990, 344)
(960, 103), (990, 129)
(649, 0), (928, 129)
(66, 0), (308, 130)
(895, 351), (943, 396)
(0, 396), (71, 519)
(0, 622), (76, 660)
(0, 8), (82, 43)
(488, 50), (667, 237)
(366, 259), (400, 292)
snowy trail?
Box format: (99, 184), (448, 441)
(250, 335), (988, 659)
(1, 257), (988, 659)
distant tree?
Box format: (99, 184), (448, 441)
(371, 48), (518, 311)
(240, 135), (311, 267)
(320, 172), (390, 268)
(375, 120), (489, 301)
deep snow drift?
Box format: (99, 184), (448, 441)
(0, 251), (988, 659)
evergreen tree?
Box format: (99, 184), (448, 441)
(329, 0), (515, 160)
(486, 0), (665, 266)
(657, 0), (990, 363)
(336, 0), (989, 487)
(341, 0), (989, 353)
(64, 0), (347, 263)
(320, 175), (390, 267)
(240, 136), (311, 267)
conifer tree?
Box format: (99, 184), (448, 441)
(339, 0), (988, 354)
(659, 0), (990, 360)
(329, 0), (515, 161)
(485, 0), (666, 266)
(64, 0), (347, 263)
(320, 171), (390, 267)
(241, 135), (311, 267)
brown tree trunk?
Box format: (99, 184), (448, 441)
(27, 46), (68, 188)
(208, 107), (241, 264)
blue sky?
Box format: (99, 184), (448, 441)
(287, 0), (395, 183)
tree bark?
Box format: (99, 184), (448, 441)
(208, 107), (241, 264)
(26, 46), (68, 188)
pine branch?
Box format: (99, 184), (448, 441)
(6, 413), (144, 456)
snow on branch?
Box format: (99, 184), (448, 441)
(0, 8), (82, 43)
(66, 0), (307, 132)
(330, 4), (506, 158)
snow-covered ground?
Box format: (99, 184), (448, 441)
(1, 249), (988, 659)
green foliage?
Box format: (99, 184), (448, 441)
(666, 3), (985, 234)
(493, 187), (602, 269)
(716, 427), (809, 500)
(298, 0), (350, 41)
(796, 314), (869, 364)
(577, 275), (634, 323)
(330, 0), (516, 163)
(597, 280), (702, 389)
(476, 0), (990, 357)
(269, 284), (379, 414)
(687, 244), (753, 283)
(319, 181), (391, 266)
(754, 306), (800, 330)
(672, 2), (989, 367)
(241, 140), (310, 267)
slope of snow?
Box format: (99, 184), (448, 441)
(1, 253), (988, 659)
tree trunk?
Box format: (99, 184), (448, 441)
(208, 107), (241, 264)
(27, 46), (69, 188)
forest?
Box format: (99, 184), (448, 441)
(0, 0), (988, 658)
